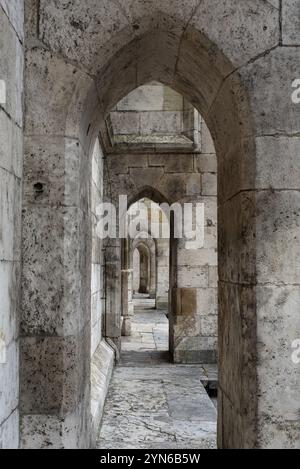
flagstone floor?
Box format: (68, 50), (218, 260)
(97, 307), (217, 449)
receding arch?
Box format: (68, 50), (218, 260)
(132, 236), (157, 301)
(128, 186), (171, 209)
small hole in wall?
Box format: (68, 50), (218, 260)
(34, 182), (44, 194)
(87, 123), (91, 135)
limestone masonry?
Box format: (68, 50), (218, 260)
(0, 0), (299, 450)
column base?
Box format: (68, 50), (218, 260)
(173, 337), (218, 364)
(121, 317), (132, 336)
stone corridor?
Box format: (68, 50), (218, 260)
(97, 307), (217, 449)
(1, 0), (299, 450)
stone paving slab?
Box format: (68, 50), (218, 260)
(97, 309), (217, 449)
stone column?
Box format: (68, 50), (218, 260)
(103, 242), (122, 349)
(149, 247), (157, 300)
(121, 269), (134, 336)
(170, 187), (218, 364)
(156, 239), (170, 309)
(121, 238), (133, 336)
(139, 248), (149, 294)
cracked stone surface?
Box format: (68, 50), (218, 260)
(97, 309), (217, 449)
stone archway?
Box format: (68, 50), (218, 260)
(20, 1), (300, 449)
(132, 238), (156, 300)
(137, 244), (150, 294)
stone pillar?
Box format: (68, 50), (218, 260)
(132, 248), (140, 294)
(149, 246), (156, 300)
(156, 239), (170, 309)
(121, 269), (134, 336)
(212, 47), (300, 448)
(139, 248), (149, 294)
(120, 238), (133, 336)
(20, 134), (93, 448)
(170, 190), (218, 364)
(103, 243), (122, 349)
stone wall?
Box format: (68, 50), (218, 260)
(90, 139), (104, 356)
(107, 82), (200, 149)
(90, 139), (114, 445)
(20, 0), (300, 449)
(105, 117), (218, 363)
(0, 0), (24, 449)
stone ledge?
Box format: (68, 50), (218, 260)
(91, 339), (115, 447)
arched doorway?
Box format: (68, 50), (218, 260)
(20, 1), (299, 449)
(137, 244), (150, 295)
(132, 239), (156, 300)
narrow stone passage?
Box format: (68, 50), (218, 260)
(97, 308), (217, 449)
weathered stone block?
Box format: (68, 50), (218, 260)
(129, 167), (164, 195)
(25, 48), (86, 135)
(160, 173), (186, 203)
(149, 154), (194, 173)
(39, 0), (131, 76)
(257, 285), (300, 410)
(218, 137), (255, 202)
(282, 0), (300, 45)
(196, 154), (217, 173)
(186, 174), (201, 196)
(23, 137), (89, 210)
(208, 266), (218, 288)
(91, 340), (114, 446)
(140, 111), (182, 134)
(175, 288), (197, 316)
(21, 206), (90, 336)
(20, 399), (90, 449)
(174, 336), (217, 364)
(0, 409), (19, 449)
(110, 111), (140, 135)
(200, 316), (218, 337)
(204, 225), (218, 250)
(239, 47), (300, 136)
(91, 317), (101, 358)
(201, 121), (215, 154)
(0, 261), (20, 346)
(255, 136), (300, 190)
(189, 0), (279, 69)
(218, 191), (256, 284)
(218, 281), (257, 448)
(175, 34), (225, 118)
(97, 38), (137, 113)
(177, 249), (217, 267)
(0, 170), (21, 262)
(0, 340), (19, 425)
(0, 8), (23, 126)
(0, 0), (24, 40)
(177, 266), (209, 288)
(20, 331), (90, 415)
(0, 109), (23, 178)
(256, 284), (300, 448)
(107, 154), (148, 174)
(202, 173), (217, 196)
(116, 0), (200, 35)
(256, 190), (300, 284)
(197, 288), (218, 317)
